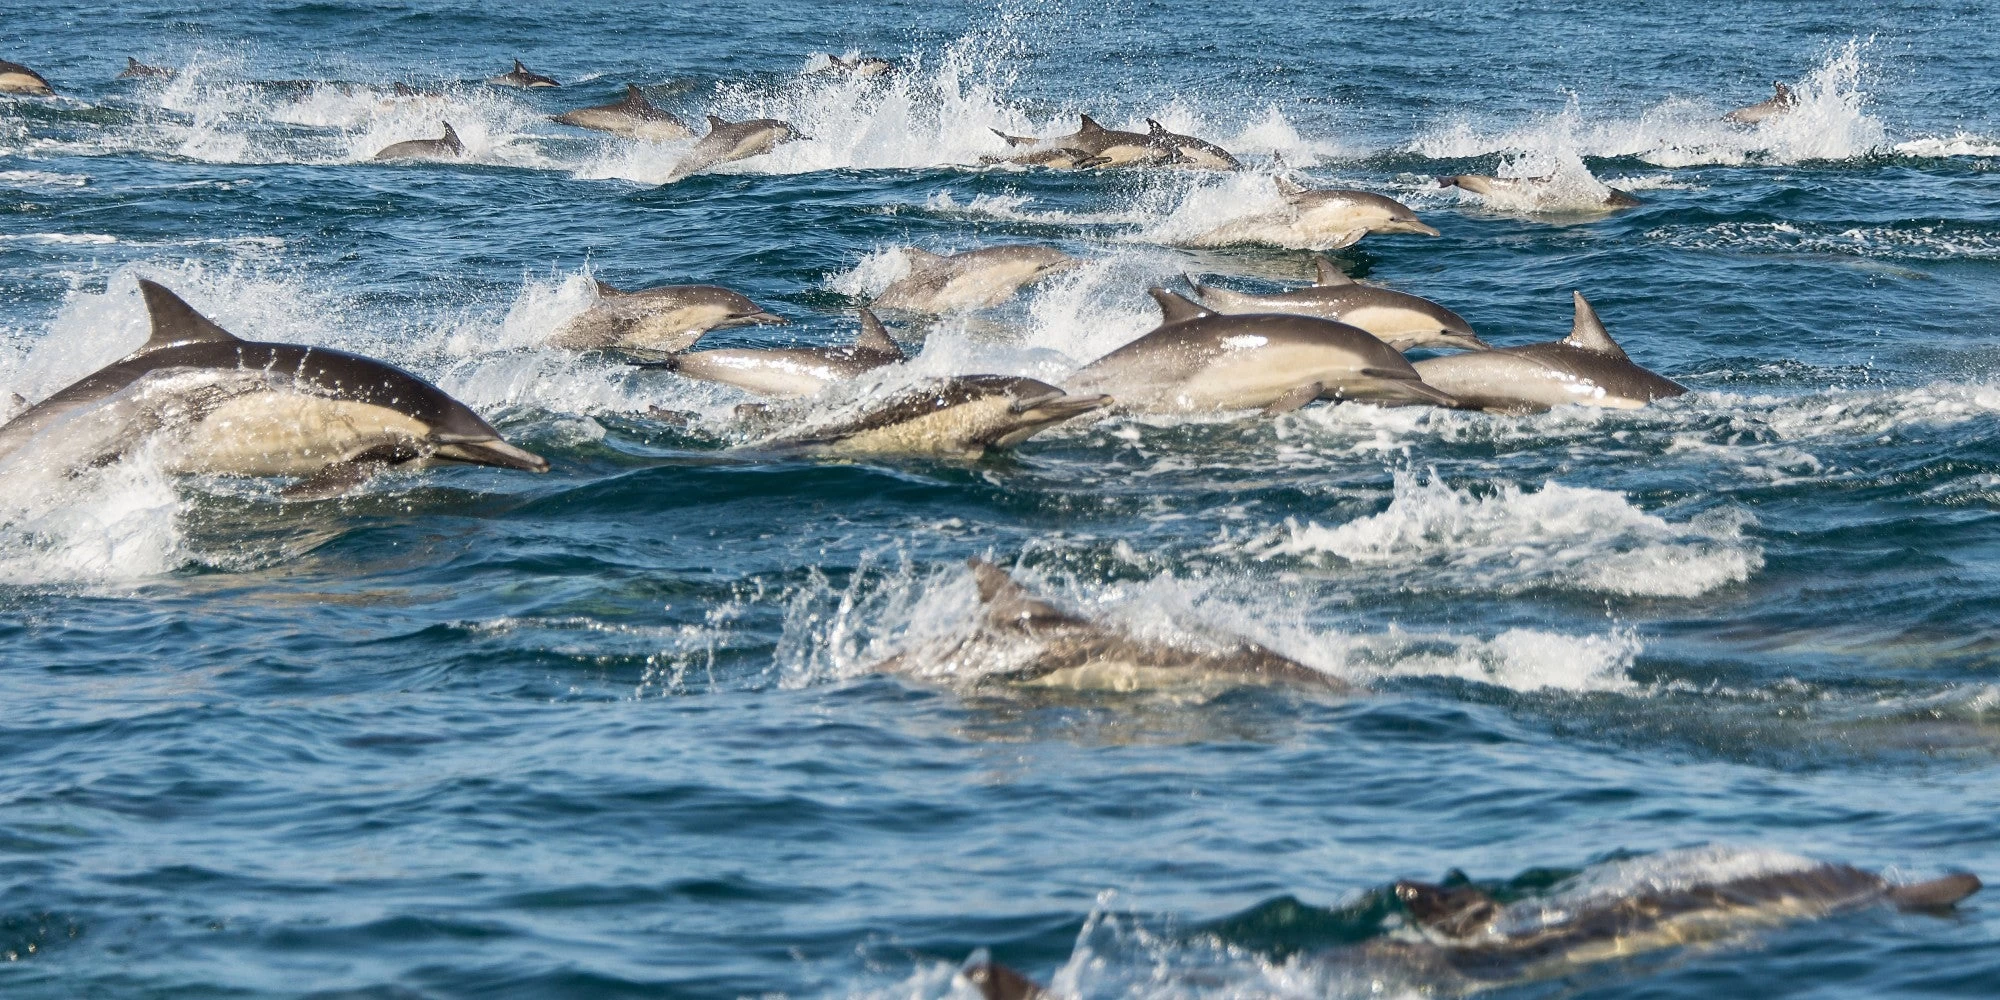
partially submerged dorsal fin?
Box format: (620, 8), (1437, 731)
(901, 247), (948, 270)
(1394, 880), (1500, 938)
(1311, 255), (1353, 286)
(1148, 287), (1213, 325)
(852, 308), (902, 357)
(624, 83), (647, 105)
(593, 278), (623, 297)
(967, 558), (1071, 630)
(1274, 175), (1307, 199)
(127, 57), (143, 71)
(513, 59), (528, 73)
(1775, 81), (1793, 101)
(136, 279), (243, 353)
(706, 114), (731, 132)
(1078, 114), (1105, 133)
(1563, 291), (1628, 359)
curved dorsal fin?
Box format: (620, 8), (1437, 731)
(852, 308), (902, 357)
(1563, 291), (1628, 359)
(706, 114), (730, 131)
(1311, 255), (1353, 286)
(593, 278), (623, 297)
(1145, 118), (1168, 135)
(136, 280), (242, 353)
(624, 83), (646, 105)
(441, 121), (461, 143)
(1274, 175), (1307, 199)
(513, 59), (528, 73)
(1078, 114), (1105, 133)
(127, 57), (143, 70)
(1148, 287), (1213, 325)
(967, 558), (1071, 630)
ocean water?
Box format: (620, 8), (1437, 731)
(4, 0), (2000, 996)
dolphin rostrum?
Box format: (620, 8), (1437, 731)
(877, 558), (1349, 692)
(371, 122), (464, 161)
(1066, 288), (1460, 414)
(1188, 255), (1487, 352)
(0, 280), (547, 491)
(873, 245), (1079, 314)
(1439, 173), (1643, 210)
(1725, 81), (1798, 124)
(1412, 291), (1684, 412)
(549, 279), (786, 354)
(117, 57), (175, 80)
(664, 308), (904, 399)
(552, 84), (693, 141)
(486, 58), (559, 88)
(750, 376), (1108, 459)
(663, 115), (804, 183)
(986, 114), (1170, 169)
(0, 59), (54, 95)
(1143, 119), (1240, 170)
(1182, 176), (1440, 250)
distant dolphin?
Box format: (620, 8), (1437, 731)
(751, 376), (1109, 459)
(486, 58), (559, 88)
(0, 280), (546, 493)
(987, 114), (1170, 169)
(1725, 81), (1797, 124)
(1144, 119), (1240, 169)
(548, 279), (786, 353)
(1438, 173), (1642, 210)
(1188, 254), (1488, 352)
(0, 59), (54, 95)
(664, 308), (904, 399)
(371, 122), (464, 161)
(877, 558), (1350, 691)
(813, 54), (895, 78)
(117, 57), (175, 80)
(1412, 291), (1684, 412)
(873, 245), (1079, 314)
(1181, 177), (1440, 250)
(1066, 288), (1460, 414)
(662, 115), (804, 182)
(552, 84), (693, 141)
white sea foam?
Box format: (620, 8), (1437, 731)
(1892, 132), (2000, 158)
(0, 170), (89, 188)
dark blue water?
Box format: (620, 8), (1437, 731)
(4, 2), (2000, 996)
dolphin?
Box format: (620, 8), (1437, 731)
(117, 57), (175, 80)
(486, 58), (559, 88)
(663, 308), (904, 399)
(551, 83), (693, 141)
(1412, 291), (1684, 413)
(663, 115), (804, 182)
(1188, 255), (1487, 352)
(986, 114), (1170, 169)
(0, 59), (54, 95)
(371, 122), (464, 161)
(1438, 173), (1643, 210)
(813, 54), (895, 78)
(1066, 288), (1460, 414)
(751, 376), (1108, 459)
(1181, 177), (1440, 250)
(549, 279), (786, 353)
(1725, 81), (1797, 124)
(873, 245), (1079, 314)
(0, 280), (547, 492)
(1144, 119), (1240, 170)
(877, 558), (1349, 692)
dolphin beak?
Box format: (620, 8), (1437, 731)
(721, 310), (788, 327)
(1010, 391), (1111, 420)
(1398, 220), (1443, 237)
(433, 437), (550, 473)
(1451, 331), (1492, 350)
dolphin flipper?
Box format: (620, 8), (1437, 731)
(1887, 873), (1982, 911)
(1263, 382), (1324, 415)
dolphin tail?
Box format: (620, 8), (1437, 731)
(1887, 873), (1982, 911)
(991, 128), (1038, 147)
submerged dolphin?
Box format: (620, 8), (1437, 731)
(552, 84), (693, 141)
(0, 280), (547, 491)
(117, 57), (175, 80)
(0, 59), (54, 95)
(1143, 119), (1240, 170)
(665, 308), (905, 399)
(873, 245), (1079, 314)
(663, 115), (804, 182)
(987, 114), (1169, 169)
(1188, 255), (1487, 352)
(752, 376), (1108, 459)
(813, 54), (895, 78)
(549, 280), (786, 353)
(371, 122), (464, 161)
(1439, 173), (1642, 210)
(1725, 81), (1797, 124)
(1066, 288), (1460, 414)
(1412, 291), (1684, 412)
(486, 58), (559, 88)
(877, 558), (1348, 692)
(1182, 177), (1440, 250)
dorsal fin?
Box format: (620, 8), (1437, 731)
(624, 83), (646, 106)
(440, 122), (461, 148)
(1311, 255), (1353, 286)
(1274, 175), (1307, 199)
(1148, 287), (1213, 325)
(593, 278), (623, 297)
(136, 280), (243, 353)
(513, 59), (528, 73)
(706, 114), (730, 131)
(967, 559), (1071, 630)
(1562, 291), (1628, 359)
(852, 308), (902, 357)
(127, 57), (143, 71)
(1145, 118), (1168, 135)
(1078, 114), (1105, 133)
(901, 247), (948, 270)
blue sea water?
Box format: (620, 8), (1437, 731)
(4, 1), (2000, 996)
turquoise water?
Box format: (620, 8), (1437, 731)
(3, 2), (1999, 996)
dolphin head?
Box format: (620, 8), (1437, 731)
(982, 377), (1110, 448)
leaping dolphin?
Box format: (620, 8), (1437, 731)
(1181, 176), (1440, 250)
(663, 308), (904, 399)
(552, 84), (693, 141)
(486, 58), (559, 88)
(1439, 173), (1642, 210)
(1188, 255), (1488, 352)
(0, 280), (547, 492)
(662, 115), (804, 183)
(371, 122), (464, 161)
(749, 376), (1109, 459)
(0, 59), (54, 95)
(548, 279), (786, 354)
(1143, 119), (1240, 170)
(1411, 291), (1684, 412)
(1066, 288), (1460, 414)
(876, 558), (1349, 692)
(986, 114), (1171, 169)
(873, 245), (1080, 314)
(117, 57), (175, 80)
(1725, 81), (1797, 124)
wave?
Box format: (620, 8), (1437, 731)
(1646, 220), (2000, 261)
